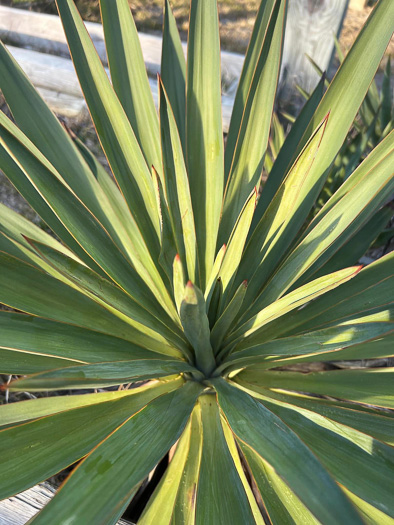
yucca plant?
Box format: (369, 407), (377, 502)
(0, 0), (393, 522)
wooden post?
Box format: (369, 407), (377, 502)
(279, 0), (349, 107)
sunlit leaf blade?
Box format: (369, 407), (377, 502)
(0, 116), (178, 323)
(0, 252), (167, 346)
(0, 140), (104, 275)
(55, 0), (161, 255)
(0, 312), (176, 375)
(100, 0), (161, 172)
(239, 367), (394, 409)
(152, 166), (178, 282)
(381, 57), (392, 131)
(0, 379), (184, 429)
(211, 280), (247, 354)
(204, 243), (226, 304)
(0, 42), (122, 235)
(344, 488), (394, 525)
(186, 0), (224, 287)
(255, 133), (394, 309)
(29, 382), (203, 525)
(0, 202), (80, 273)
(72, 133), (158, 266)
(240, 386), (394, 446)
(194, 394), (259, 525)
(310, 206), (392, 280)
(218, 189), (256, 307)
(222, 323), (393, 373)
(236, 116), (329, 314)
(252, 73), (326, 229)
(160, 81), (198, 284)
(224, 0), (277, 173)
(291, 0), (394, 199)
(173, 254), (186, 314)
(227, 266), (360, 347)
(180, 282), (216, 376)
(257, 251), (394, 343)
(220, 0), (286, 244)
(213, 378), (363, 524)
(239, 443), (319, 525)
(0, 380), (181, 501)
(26, 238), (187, 354)
(254, 394), (394, 517)
(139, 405), (202, 525)
(8, 358), (196, 391)
(162, 0), (186, 151)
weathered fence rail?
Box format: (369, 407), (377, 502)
(0, 483), (132, 525)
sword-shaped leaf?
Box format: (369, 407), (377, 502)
(161, 0), (186, 151)
(0, 380), (182, 501)
(220, 0), (286, 244)
(186, 0), (224, 287)
(7, 358), (197, 391)
(0, 312), (179, 375)
(56, 0), (161, 255)
(100, 0), (161, 172)
(29, 383), (202, 525)
(214, 378), (362, 524)
(180, 282), (216, 376)
(239, 367), (394, 409)
(160, 80), (198, 284)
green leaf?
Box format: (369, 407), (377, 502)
(0, 139), (104, 275)
(257, 132), (394, 308)
(308, 206), (392, 280)
(224, 0), (278, 176)
(381, 57), (392, 131)
(26, 238), (187, 355)
(227, 266), (361, 347)
(0, 41), (125, 239)
(236, 116), (329, 314)
(139, 404), (202, 524)
(0, 116), (178, 323)
(194, 394), (259, 525)
(29, 382), (202, 525)
(0, 252), (171, 348)
(253, 393), (394, 518)
(0, 312), (176, 375)
(173, 253), (186, 314)
(0, 379), (182, 501)
(239, 367), (394, 409)
(8, 358), (197, 391)
(160, 80), (198, 284)
(0, 379), (183, 429)
(100, 0), (161, 172)
(161, 0), (186, 151)
(239, 443), (319, 525)
(225, 321), (392, 364)
(220, 0), (286, 244)
(259, 243), (394, 341)
(240, 386), (394, 446)
(180, 282), (216, 376)
(211, 280), (247, 354)
(217, 189), (257, 308)
(56, 0), (161, 255)
(186, 0), (224, 287)
(293, 0), (394, 194)
(213, 378), (363, 524)
(252, 73), (326, 228)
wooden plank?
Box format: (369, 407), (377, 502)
(0, 6), (244, 92)
(5, 45), (235, 132)
(281, 0), (349, 96)
(0, 482), (133, 524)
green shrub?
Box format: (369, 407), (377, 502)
(0, 0), (393, 523)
